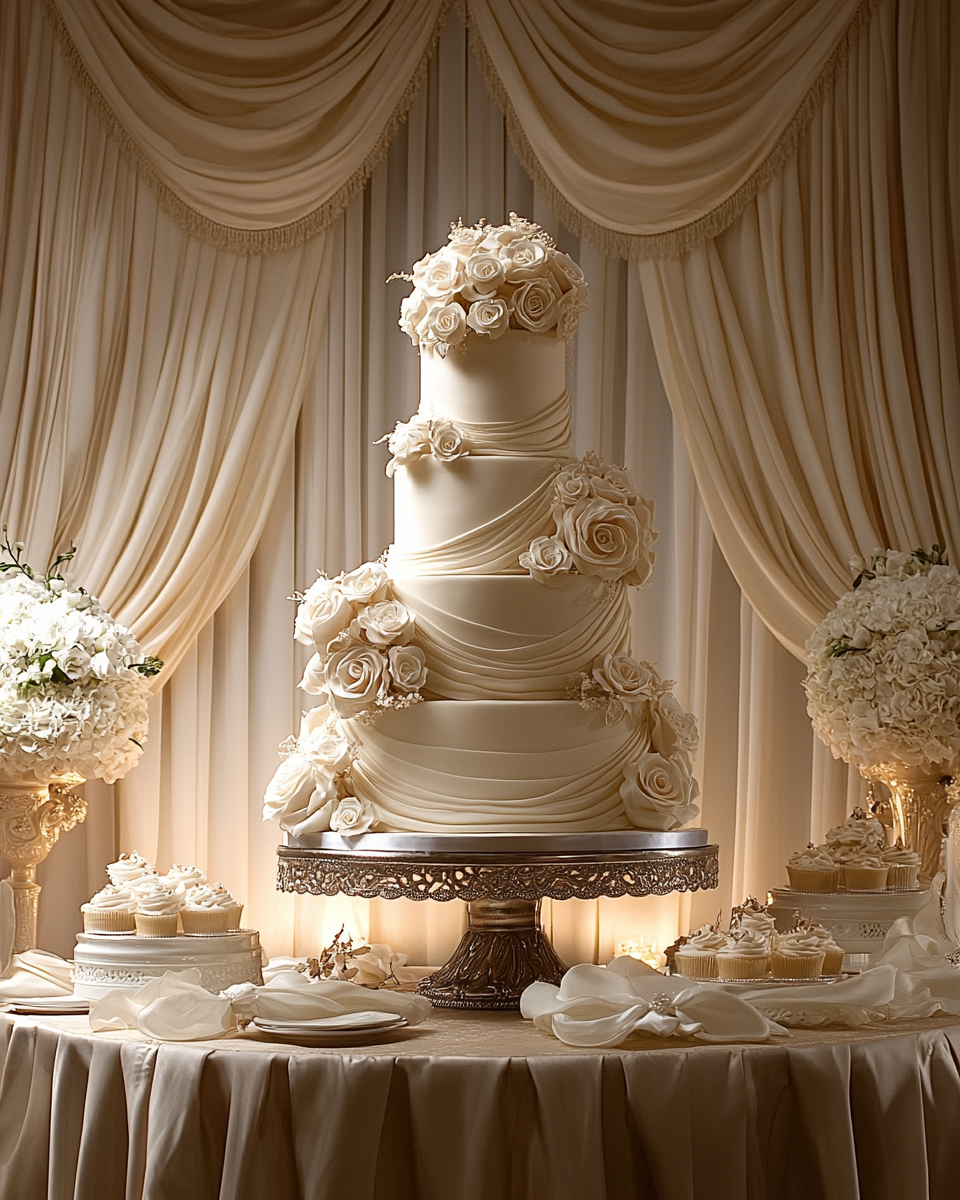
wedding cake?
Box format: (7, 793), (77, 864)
(264, 216), (701, 837)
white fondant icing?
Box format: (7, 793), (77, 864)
(419, 329), (566, 428)
(391, 575), (630, 699)
(389, 456), (557, 575)
(346, 701), (646, 832)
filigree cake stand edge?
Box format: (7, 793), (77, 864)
(277, 841), (719, 1010)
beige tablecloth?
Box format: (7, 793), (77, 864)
(2, 1009), (959, 1200)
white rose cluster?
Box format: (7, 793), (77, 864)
(294, 560), (428, 722)
(0, 544), (161, 785)
(567, 652), (700, 832)
(378, 415), (468, 478)
(395, 214), (589, 356)
(519, 453), (657, 588)
(804, 547), (960, 772)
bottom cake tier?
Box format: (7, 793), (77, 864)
(346, 700), (647, 832)
(73, 930), (264, 998)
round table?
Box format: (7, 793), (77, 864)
(1, 1008), (958, 1200)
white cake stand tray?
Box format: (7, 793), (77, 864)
(278, 830), (719, 1010)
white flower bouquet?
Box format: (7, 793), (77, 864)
(393, 214), (589, 356)
(0, 534), (161, 784)
(804, 547), (960, 771)
(520, 452), (657, 589)
(568, 652), (701, 831)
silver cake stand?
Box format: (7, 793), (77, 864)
(277, 830), (719, 1010)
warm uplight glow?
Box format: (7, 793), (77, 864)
(766, 892), (775, 906)
(614, 938), (662, 970)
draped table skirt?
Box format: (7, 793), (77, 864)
(2, 1010), (960, 1200)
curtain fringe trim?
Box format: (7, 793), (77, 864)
(461, 0), (881, 261)
(40, 0), (451, 257)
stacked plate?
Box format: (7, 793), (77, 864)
(251, 1010), (408, 1046)
(5, 995), (91, 1015)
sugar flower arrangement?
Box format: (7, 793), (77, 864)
(0, 532), (162, 784)
(568, 652), (700, 831)
(262, 557), (432, 837)
(804, 546), (960, 771)
(520, 452), (657, 589)
(394, 213), (589, 355)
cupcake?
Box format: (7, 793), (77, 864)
(801, 923), (845, 975)
(81, 884), (137, 933)
(674, 925), (727, 980)
(106, 851), (154, 888)
(841, 850), (889, 891)
(732, 897), (781, 950)
(825, 808), (884, 856)
(716, 930), (769, 980)
(212, 885), (243, 930)
(181, 884), (230, 934)
(786, 846), (840, 893)
(135, 879), (185, 937)
(770, 930), (826, 979)
(882, 841), (921, 890)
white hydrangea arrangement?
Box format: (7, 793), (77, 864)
(804, 547), (960, 772)
(0, 534), (161, 785)
(263, 558), (432, 837)
(394, 213), (589, 355)
(520, 453), (657, 589)
(567, 652), (700, 831)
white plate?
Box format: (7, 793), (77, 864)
(251, 1013), (407, 1045)
(6, 996), (91, 1015)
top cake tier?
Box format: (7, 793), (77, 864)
(418, 329), (570, 456)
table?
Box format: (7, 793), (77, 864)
(2, 1009), (959, 1200)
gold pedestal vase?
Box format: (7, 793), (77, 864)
(862, 761), (958, 881)
(0, 776), (86, 953)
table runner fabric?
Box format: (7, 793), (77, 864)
(2, 1015), (960, 1199)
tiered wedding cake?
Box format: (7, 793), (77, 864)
(264, 216), (701, 837)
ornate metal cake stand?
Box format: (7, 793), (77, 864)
(278, 830), (719, 1010)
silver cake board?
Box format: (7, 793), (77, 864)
(277, 829), (719, 1010)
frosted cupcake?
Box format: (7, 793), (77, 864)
(825, 808), (884, 856)
(716, 930), (769, 980)
(732, 898), (780, 950)
(81, 884), (137, 933)
(770, 930), (826, 979)
(882, 841), (921, 890)
(106, 851), (154, 887)
(181, 884), (230, 934)
(841, 850), (889, 891)
(674, 925), (727, 980)
(786, 845), (840, 893)
(135, 879), (185, 937)
(800, 923), (845, 975)
(210, 885), (243, 930)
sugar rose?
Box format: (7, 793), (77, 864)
(356, 601), (415, 647)
(262, 753), (319, 825)
(512, 277), (560, 333)
(295, 580), (354, 652)
(593, 654), (654, 708)
(324, 645), (387, 718)
(340, 562), (389, 605)
(329, 795), (376, 835)
(519, 536), (573, 586)
(387, 645), (428, 693)
(466, 298), (510, 338)
(559, 496), (641, 581)
(411, 247), (463, 298)
(431, 421), (467, 462)
(620, 753), (700, 831)
(462, 253), (506, 301)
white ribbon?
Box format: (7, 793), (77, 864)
(89, 967), (431, 1040)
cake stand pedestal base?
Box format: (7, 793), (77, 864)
(278, 831), (720, 1011)
(418, 898), (567, 1009)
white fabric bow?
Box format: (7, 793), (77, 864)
(521, 956), (781, 1046)
(89, 968), (431, 1041)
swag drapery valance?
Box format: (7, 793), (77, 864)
(1, 0), (956, 676)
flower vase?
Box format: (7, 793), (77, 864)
(0, 775), (86, 953)
(862, 761), (957, 881)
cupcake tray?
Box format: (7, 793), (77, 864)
(698, 975), (842, 988)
